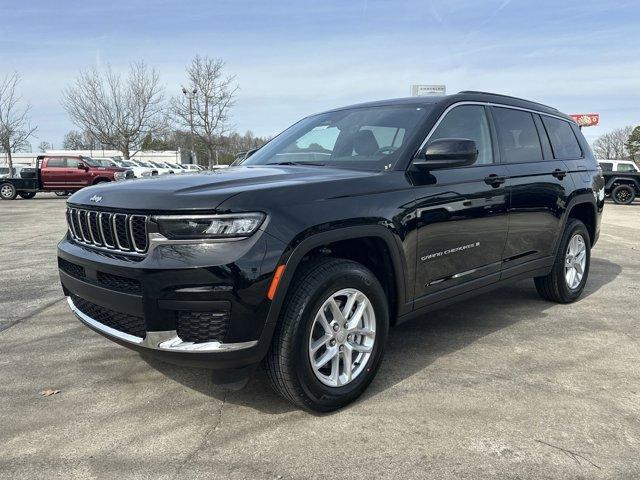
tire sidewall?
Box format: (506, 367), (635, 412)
(0, 183), (17, 200)
(556, 220), (591, 301)
(612, 185), (635, 205)
(290, 263), (389, 410)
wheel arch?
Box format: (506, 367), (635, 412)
(265, 225), (410, 330)
(558, 196), (598, 251)
(606, 176), (640, 191)
(92, 177), (111, 185)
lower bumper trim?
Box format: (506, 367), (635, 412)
(67, 296), (258, 353)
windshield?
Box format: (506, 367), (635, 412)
(81, 156), (100, 167)
(121, 161), (136, 167)
(243, 105), (430, 170)
(94, 159), (114, 167)
(138, 161), (152, 167)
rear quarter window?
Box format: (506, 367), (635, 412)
(541, 116), (582, 159)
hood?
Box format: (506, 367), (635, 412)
(68, 165), (378, 211)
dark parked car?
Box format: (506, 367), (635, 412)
(598, 160), (639, 204)
(58, 91), (604, 411)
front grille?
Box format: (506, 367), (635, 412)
(97, 271), (142, 294)
(58, 258), (86, 278)
(66, 207), (148, 255)
(177, 311), (230, 343)
(72, 295), (146, 338)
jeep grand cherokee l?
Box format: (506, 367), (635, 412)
(58, 91), (604, 411)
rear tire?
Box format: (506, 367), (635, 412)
(611, 184), (635, 205)
(0, 183), (17, 200)
(264, 257), (389, 412)
(18, 192), (36, 199)
(534, 219), (590, 303)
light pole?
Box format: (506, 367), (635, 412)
(182, 87), (197, 164)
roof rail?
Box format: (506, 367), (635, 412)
(457, 91), (558, 111)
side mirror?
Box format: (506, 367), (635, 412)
(413, 138), (478, 170)
(78, 163), (88, 170)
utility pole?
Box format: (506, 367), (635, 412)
(181, 87), (197, 164)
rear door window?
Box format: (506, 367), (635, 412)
(493, 107), (543, 163)
(541, 116), (582, 159)
(46, 158), (66, 167)
(599, 162), (613, 172)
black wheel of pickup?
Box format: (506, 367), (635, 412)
(612, 184), (635, 205)
(264, 257), (389, 412)
(55, 191), (69, 197)
(18, 191), (36, 199)
(0, 183), (17, 200)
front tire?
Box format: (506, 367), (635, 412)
(264, 257), (389, 412)
(0, 183), (17, 200)
(534, 219), (591, 303)
(611, 184), (635, 205)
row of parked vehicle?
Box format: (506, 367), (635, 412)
(0, 154), (208, 200)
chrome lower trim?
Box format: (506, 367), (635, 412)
(67, 296), (258, 353)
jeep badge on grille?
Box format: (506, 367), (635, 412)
(89, 195), (102, 203)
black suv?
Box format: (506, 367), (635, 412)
(58, 91), (604, 411)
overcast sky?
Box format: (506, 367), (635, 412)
(1, 0), (638, 148)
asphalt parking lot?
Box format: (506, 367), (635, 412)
(1, 194), (639, 479)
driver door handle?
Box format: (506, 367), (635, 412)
(552, 168), (567, 179)
(484, 174), (506, 187)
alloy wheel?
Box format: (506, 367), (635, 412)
(565, 233), (586, 290)
(308, 288), (376, 388)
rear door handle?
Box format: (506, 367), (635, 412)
(552, 169), (567, 179)
(484, 174), (506, 187)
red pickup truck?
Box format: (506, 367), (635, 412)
(0, 155), (133, 200)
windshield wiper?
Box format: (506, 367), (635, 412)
(268, 161), (326, 167)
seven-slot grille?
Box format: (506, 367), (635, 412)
(66, 207), (149, 254)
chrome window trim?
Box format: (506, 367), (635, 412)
(415, 101), (575, 155)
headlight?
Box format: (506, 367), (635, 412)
(114, 171), (126, 181)
(153, 213), (265, 240)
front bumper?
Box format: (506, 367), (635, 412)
(58, 228), (285, 369)
(68, 296), (258, 352)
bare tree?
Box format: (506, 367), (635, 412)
(592, 126), (633, 159)
(37, 141), (52, 153)
(172, 56), (238, 166)
(62, 130), (100, 150)
(62, 61), (165, 159)
(0, 73), (37, 177)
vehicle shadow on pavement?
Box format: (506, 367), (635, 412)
(141, 258), (621, 415)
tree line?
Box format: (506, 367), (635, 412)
(0, 55), (269, 176)
(592, 126), (640, 163)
